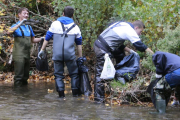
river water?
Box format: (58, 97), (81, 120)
(0, 80), (179, 120)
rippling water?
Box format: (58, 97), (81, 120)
(0, 81), (179, 120)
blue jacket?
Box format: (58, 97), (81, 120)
(152, 51), (180, 75)
(11, 21), (35, 37)
(45, 16), (82, 45)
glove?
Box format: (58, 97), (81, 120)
(130, 49), (138, 55)
(155, 73), (162, 78)
(41, 37), (45, 40)
(40, 37), (45, 42)
(18, 19), (27, 26)
(38, 49), (46, 59)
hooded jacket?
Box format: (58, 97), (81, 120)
(152, 51), (180, 75)
(44, 16), (82, 61)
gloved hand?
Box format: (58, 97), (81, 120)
(130, 49), (138, 55)
(155, 73), (162, 78)
(18, 19), (27, 26)
(38, 49), (46, 59)
(41, 37), (45, 41)
(40, 37), (45, 42)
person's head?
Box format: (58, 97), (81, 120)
(18, 7), (29, 21)
(132, 20), (145, 36)
(63, 6), (74, 18)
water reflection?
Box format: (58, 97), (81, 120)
(0, 81), (179, 119)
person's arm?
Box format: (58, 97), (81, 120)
(77, 45), (82, 57)
(75, 26), (82, 57)
(124, 46), (131, 53)
(41, 40), (49, 50)
(124, 46), (138, 55)
(7, 24), (20, 35)
(31, 37), (43, 43)
(7, 19), (27, 35)
(145, 48), (154, 54)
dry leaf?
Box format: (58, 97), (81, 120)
(48, 89), (53, 93)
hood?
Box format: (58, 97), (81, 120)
(152, 51), (165, 60)
(57, 16), (74, 25)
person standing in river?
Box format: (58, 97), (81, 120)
(7, 7), (43, 87)
(38, 6), (82, 98)
(93, 20), (154, 103)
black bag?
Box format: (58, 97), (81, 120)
(77, 57), (92, 96)
(147, 78), (171, 108)
(36, 39), (48, 71)
(115, 53), (140, 83)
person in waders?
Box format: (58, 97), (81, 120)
(152, 51), (180, 113)
(7, 7), (43, 87)
(93, 20), (154, 103)
(38, 6), (82, 98)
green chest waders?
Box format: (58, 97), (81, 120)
(13, 26), (31, 87)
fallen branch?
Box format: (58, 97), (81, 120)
(0, 56), (6, 63)
(31, 24), (48, 32)
(130, 93), (145, 106)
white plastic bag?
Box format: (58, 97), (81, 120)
(100, 54), (116, 80)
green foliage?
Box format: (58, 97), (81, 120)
(141, 52), (155, 72)
(52, 0), (118, 51)
(110, 76), (147, 93)
(157, 25), (180, 55)
(110, 79), (126, 90)
(8, 0), (52, 14)
(141, 25), (180, 74)
(115, 0), (179, 48)
(51, 0), (179, 53)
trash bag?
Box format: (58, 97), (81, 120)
(147, 78), (171, 108)
(77, 56), (92, 96)
(115, 53), (140, 84)
(35, 39), (48, 71)
(100, 54), (116, 80)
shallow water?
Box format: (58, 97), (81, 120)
(0, 81), (179, 120)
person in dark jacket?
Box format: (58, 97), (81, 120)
(93, 20), (154, 103)
(7, 7), (43, 87)
(153, 51), (180, 105)
(38, 6), (82, 98)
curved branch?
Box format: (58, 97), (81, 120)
(7, 0), (52, 22)
(36, 0), (40, 15)
(0, 56), (6, 63)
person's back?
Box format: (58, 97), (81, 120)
(38, 6), (83, 98)
(152, 51), (180, 75)
(100, 22), (139, 51)
(51, 17), (80, 61)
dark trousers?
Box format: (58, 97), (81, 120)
(54, 58), (79, 92)
(93, 44), (125, 101)
(93, 44), (107, 101)
(14, 57), (30, 86)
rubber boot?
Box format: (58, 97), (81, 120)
(94, 83), (105, 103)
(175, 86), (180, 103)
(14, 80), (23, 87)
(58, 91), (65, 98)
(155, 92), (166, 114)
(156, 99), (166, 114)
(72, 89), (80, 97)
(22, 80), (28, 85)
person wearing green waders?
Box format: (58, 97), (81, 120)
(7, 7), (43, 87)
